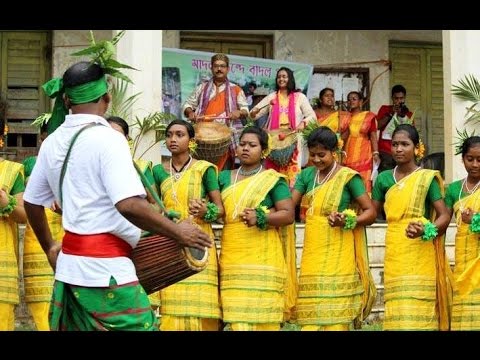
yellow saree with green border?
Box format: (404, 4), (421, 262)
(383, 169), (450, 330)
(159, 160), (221, 322)
(451, 188), (480, 330)
(0, 160), (24, 305)
(296, 167), (375, 328)
(220, 169), (287, 325)
(24, 157), (64, 305)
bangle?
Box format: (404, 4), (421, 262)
(0, 194), (17, 217)
(255, 205), (270, 231)
(203, 202), (219, 223)
(342, 209), (357, 230)
(372, 151), (379, 156)
(419, 217), (438, 241)
(469, 213), (480, 233)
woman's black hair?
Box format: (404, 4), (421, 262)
(240, 126), (268, 151)
(107, 116), (129, 137)
(461, 136), (480, 157)
(275, 67), (297, 95)
(165, 119), (195, 139)
(392, 123), (419, 146)
(307, 126), (337, 151)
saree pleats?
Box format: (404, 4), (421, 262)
(296, 167), (374, 328)
(383, 170), (451, 330)
(159, 161), (221, 324)
(220, 170), (287, 325)
(0, 160), (23, 306)
(451, 191), (480, 330)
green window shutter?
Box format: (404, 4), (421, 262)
(390, 43), (444, 155)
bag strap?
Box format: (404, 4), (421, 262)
(59, 123), (103, 206)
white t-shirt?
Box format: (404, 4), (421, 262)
(24, 114), (147, 287)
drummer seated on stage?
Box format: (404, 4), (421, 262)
(182, 53), (249, 170)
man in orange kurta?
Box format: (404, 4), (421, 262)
(183, 54), (249, 170)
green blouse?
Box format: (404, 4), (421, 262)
(372, 169), (442, 218)
(218, 170), (291, 208)
(294, 166), (366, 211)
(445, 179), (467, 210)
(152, 163), (219, 198)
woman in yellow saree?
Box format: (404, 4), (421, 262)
(445, 135), (480, 330)
(151, 119), (224, 331)
(219, 126), (296, 331)
(345, 91), (379, 193)
(292, 126), (377, 331)
(314, 88), (350, 142)
(0, 152), (27, 330)
(372, 124), (451, 330)
(22, 149), (64, 331)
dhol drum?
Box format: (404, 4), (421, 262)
(132, 233), (209, 294)
(267, 129), (297, 167)
(193, 121), (232, 165)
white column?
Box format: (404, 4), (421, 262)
(115, 30), (163, 164)
(443, 30), (480, 183)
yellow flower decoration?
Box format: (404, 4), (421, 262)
(188, 139), (198, 154)
(337, 137), (344, 151)
(415, 139), (426, 162)
(4, 125), (8, 136)
(0, 138), (4, 148)
(262, 133), (273, 159)
(342, 208), (356, 218)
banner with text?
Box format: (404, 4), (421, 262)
(162, 48), (313, 119)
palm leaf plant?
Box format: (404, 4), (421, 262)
(451, 74), (480, 125)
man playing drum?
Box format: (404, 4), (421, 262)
(23, 61), (212, 331)
(183, 53), (249, 170)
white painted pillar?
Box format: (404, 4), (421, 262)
(443, 30), (480, 183)
(115, 30), (163, 164)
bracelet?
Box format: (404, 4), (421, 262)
(419, 217), (438, 241)
(255, 205), (270, 231)
(469, 213), (480, 233)
(0, 194), (17, 217)
(342, 209), (357, 230)
(203, 202), (219, 223)
(372, 151), (379, 156)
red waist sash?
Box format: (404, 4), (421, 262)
(62, 231), (132, 258)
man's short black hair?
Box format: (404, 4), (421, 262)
(391, 84), (406, 97)
(63, 61), (105, 88)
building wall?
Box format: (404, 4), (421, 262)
(52, 31), (114, 78)
(163, 30), (441, 114)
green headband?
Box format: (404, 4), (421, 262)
(42, 76), (108, 135)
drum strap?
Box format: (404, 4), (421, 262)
(59, 122), (103, 206)
(63, 231), (131, 257)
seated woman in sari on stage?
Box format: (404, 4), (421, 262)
(344, 91), (380, 193)
(218, 126), (296, 330)
(250, 67), (316, 188)
(152, 119), (224, 331)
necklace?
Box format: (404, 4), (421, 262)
(307, 162), (337, 216)
(231, 165), (263, 220)
(238, 164), (263, 176)
(458, 177), (480, 215)
(463, 177), (480, 194)
(170, 155), (192, 181)
(393, 165), (420, 190)
(169, 155), (193, 206)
